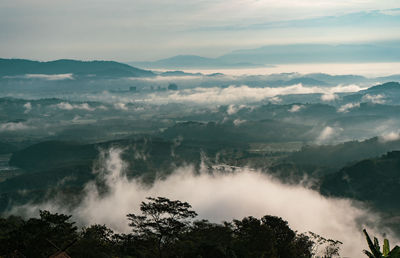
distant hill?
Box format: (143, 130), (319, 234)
(129, 55), (262, 69)
(305, 73), (368, 85)
(0, 137), (249, 212)
(320, 151), (400, 213)
(129, 42), (400, 69)
(343, 82), (400, 104)
(160, 120), (313, 144)
(286, 137), (400, 169)
(363, 81), (400, 92)
(218, 43), (400, 65)
(160, 70), (202, 77)
(0, 59), (155, 78)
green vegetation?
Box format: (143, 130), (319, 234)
(0, 197), (338, 258)
(0, 59), (155, 77)
(0, 62), (400, 257)
(363, 229), (400, 258)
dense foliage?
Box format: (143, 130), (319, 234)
(0, 197), (333, 258)
(363, 229), (400, 258)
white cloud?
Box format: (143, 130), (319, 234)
(23, 102), (32, 113)
(5, 74), (74, 80)
(321, 93), (338, 101)
(11, 148), (397, 258)
(233, 119), (246, 126)
(317, 126), (343, 144)
(0, 122), (30, 132)
(288, 104), (304, 112)
(56, 102), (95, 111)
(114, 103), (128, 110)
(139, 84), (365, 105)
(227, 104), (247, 115)
(362, 94), (386, 104)
(136, 75), (202, 81)
(25, 73), (74, 80)
(269, 96), (282, 103)
(337, 102), (360, 113)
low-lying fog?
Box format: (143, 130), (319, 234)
(11, 148), (399, 258)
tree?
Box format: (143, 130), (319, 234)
(175, 219), (234, 258)
(127, 197), (197, 258)
(231, 216), (277, 257)
(307, 231), (342, 257)
(363, 229), (400, 258)
(69, 224), (115, 258)
(0, 210), (78, 257)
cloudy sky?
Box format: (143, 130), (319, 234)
(1, 0), (399, 61)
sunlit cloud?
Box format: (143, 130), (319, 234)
(379, 131), (400, 142)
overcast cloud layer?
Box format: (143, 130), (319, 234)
(1, 0), (399, 60)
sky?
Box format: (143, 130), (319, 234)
(1, 0), (400, 61)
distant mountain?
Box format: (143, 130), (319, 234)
(129, 55), (262, 69)
(0, 59), (155, 78)
(343, 82), (400, 104)
(130, 42), (400, 69)
(363, 81), (400, 92)
(285, 77), (329, 86)
(219, 42), (400, 65)
(305, 73), (368, 85)
(159, 70), (202, 77)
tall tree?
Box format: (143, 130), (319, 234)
(127, 197), (197, 258)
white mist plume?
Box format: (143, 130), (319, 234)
(56, 102), (95, 111)
(4, 74), (74, 81)
(288, 104), (304, 112)
(12, 148), (397, 258)
(114, 103), (128, 110)
(337, 102), (360, 113)
(233, 119), (246, 126)
(141, 84), (365, 105)
(23, 102), (32, 113)
(0, 122), (31, 132)
(84, 84), (366, 106)
(227, 104), (247, 115)
(321, 93), (338, 101)
(24, 73), (74, 80)
(316, 126), (343, 144)
(363, 94), (386, 104)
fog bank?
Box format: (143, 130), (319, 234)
(12, 148), (398, 257)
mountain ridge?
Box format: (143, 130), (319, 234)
(0, 58), (155, 77)
(128, 42), (400, 69)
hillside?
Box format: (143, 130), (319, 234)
(0, 59), (155, 77)
(342, 82), (400, 105)
(320, 151), (400, 213)
(286, 137), (400, 169)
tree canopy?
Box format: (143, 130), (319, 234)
(0, 196), (349, 258)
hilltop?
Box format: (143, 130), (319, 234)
(0, 59), (154, 78)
